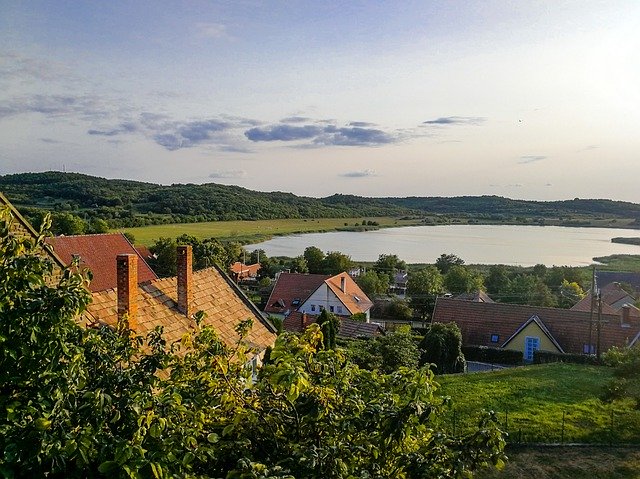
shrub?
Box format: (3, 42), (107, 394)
(462, 346), (523, 365)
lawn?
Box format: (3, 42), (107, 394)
(436, 363), (640, 444)
(119, 216), (421, 245)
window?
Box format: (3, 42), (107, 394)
(490, 334), (499, 343)
(337, 306), (343, 314)
(291, 298), (301, 306)
(330, 306), (335, 313)
(311, 304), (316, 312)
(583, 343), (596, 354)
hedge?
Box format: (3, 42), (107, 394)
(461, 345), (523, 365)
(533, 350), (603, 365)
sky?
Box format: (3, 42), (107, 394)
(1, 1), (639, 201)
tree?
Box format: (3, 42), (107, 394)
(485, 265), (511, 296)
(249, 248), (267, 265)
(50, 211), (86, 235)
(149, 236), (178, 277)
(356, 270), (390, 297)
(88, 217), (110, 234)
(558, 279), (586, 308)
(316, 309), (339, 349)
(303, 246), (325, 273)
(407, 266), (444, 319)
(385, 298), (414, 322)
(348, 327), (420, 373)
(321, 251), (353, 276)
(288, 255), (308, 273)
(419, 322), (466, 374)
(444, 265), (485, 295)
(601, 345), (640, 408)
(506, 274), (557, 307)
(0, 209), (506, 477)
(373, 254), (406, 281)
(435, 253), (465, 274)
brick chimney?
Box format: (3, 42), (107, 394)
(622, 304), (631, 327)
(301, 312), (307, 329)
(177, 245), (193, 317)
(117, 254), (138, 330)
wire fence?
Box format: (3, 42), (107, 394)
(444, 407), (640, 446)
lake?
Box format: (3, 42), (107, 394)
(244, 224), (640, 266)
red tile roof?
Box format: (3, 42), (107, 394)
(229, 262), (261, 280)
(325, 272), (374, 315)
(264, 273), (328, 315)
(46, 233), (158, 292)
(433, 297), (640, 355)
(571, 283), (639, 317)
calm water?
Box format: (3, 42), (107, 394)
(245, 224), (640, 266)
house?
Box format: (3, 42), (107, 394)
(46, 233), (158, 292)
(229, 261), (261, 282)
(596, 271), (640, 294)
(392, 270), (408, 295)
(571, 282), (640, 319)
(86, 246), (277, 360)
(432, 297), (640, 361)
(282, 311), (384, 339)
(1, 192), (276, 360)
(455, 291), (494, 303)
(265, 272), (374, 321)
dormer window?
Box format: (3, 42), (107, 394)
(291, 298), (301, 306)
(354, 296), (361, 302)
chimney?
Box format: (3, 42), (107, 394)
(301, 312), (307, 329)
(340, 275), (346, 293)
(622, 304), (631, 326)
(177, 245), (193, 317)
(117, 254), (138, 330)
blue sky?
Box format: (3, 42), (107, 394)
(1, 1), (639, 200)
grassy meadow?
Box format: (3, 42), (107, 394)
(437, 363), (640, 444)
(120, 216), (422, 245)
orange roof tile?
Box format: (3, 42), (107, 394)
(325, 272), (373, 315)
(86, 265), (276, 355)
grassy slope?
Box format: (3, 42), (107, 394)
(120, 217), (422, 245)
(437, 363), (640, 444)
(477, 447), (640, 479)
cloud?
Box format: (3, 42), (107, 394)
(245, 123), (397, 146)
(518, 155), (546, 164)
(39, 138), (61, 144)
(88, 122), (138, 136)
(0, 94), (111, 121)
(348, 121), (376, 127)
(245, 124), (323, 142)
(423, 116), (486, 126)
(545, 183), (553, 187)
(314, 126), (394, 146)
(281, 116), (311, 123)
(144, 118), (231, 150)
(209, 170), (246, 179)
(196, 22), (229, 39)
(340, 169), (377, 178)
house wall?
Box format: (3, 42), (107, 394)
(504, 322), (562, 356)
(300, 284), (349, 316)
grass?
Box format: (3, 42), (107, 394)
(593, 254), (640, 272)
(119, 217), (422, 245)
(436, 363), (640, 444)
(476, 446), (640, 479)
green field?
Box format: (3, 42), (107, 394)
(437, 363), (640, 444)
(120, 216), (422, 245)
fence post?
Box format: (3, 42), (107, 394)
(561, 411), (565, 444)
(610, 409), (614, 446)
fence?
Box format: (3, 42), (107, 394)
(444, 406), (640, 446)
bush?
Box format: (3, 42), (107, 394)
(462, 346), (523, 365)
(533, 350), (602, 365)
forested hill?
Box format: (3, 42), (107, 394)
(2, 171), (640, 228)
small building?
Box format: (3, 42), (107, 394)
(265, 272), (374, 321)
(229, 261), (261, 282)
(283, 311), (384, 339)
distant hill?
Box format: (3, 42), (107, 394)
(2, 171), (640, 229)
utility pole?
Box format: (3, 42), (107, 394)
(588, 267), (596, 354)
(596, 291), (603, 360)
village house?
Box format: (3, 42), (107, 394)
(229, 261), (261, 282)
(265, 271), (374, 320)
(433, 296), (640, 361)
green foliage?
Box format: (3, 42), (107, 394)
(444, 265), (485, 295)
(385, 297), (414, 321)
(419, 322), (466, 374)
(602, 346), (640, 408)
(316, 309), (339, 349)
(50, 211), (87, 235)
(148, 236), (178, 277)
(373, 253), (406, 280)
(558, 279), (586, 308)
(355, 270), (390, 297)
(534, 350), (601, 366)
(303, 246), (324, 274)
(461, 346), (524, 365)
(347, 327), (421, 373)
(0, 212), (506, 477)
(321, 251), (353, 276)
(407, 266), (444, 319)
(435, 253), (465, 275)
